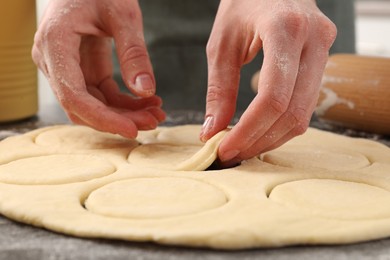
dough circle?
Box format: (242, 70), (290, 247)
(269, 179), (390, 220)
(35, 125), (137, 150)
(0, 154), (116, 185)
(0, 125), (389, 250)
(262, 145), (370, 170)
(85, 177), (227, 219)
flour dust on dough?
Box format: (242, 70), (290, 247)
(0, 125), (390, 250)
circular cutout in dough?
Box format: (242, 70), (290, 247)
(35, 125), (137, 150)
(84, 177), (227, 219)
(269, 179), (390, 220)
(262, 145), (370, 170)
(0, 154), (116, 185)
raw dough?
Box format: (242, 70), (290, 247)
(0, 125), (390, 250)
(85, 177), (227, 219)
(128, 125), (226, 170)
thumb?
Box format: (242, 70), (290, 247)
(200, 42), (241, 142)
(107, 2), (155, 97)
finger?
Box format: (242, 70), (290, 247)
(67, 92), (139, 138)
(103, 2), (155, 98)
(249, 45), (331, 157)
(200, 14), (264, 143)
(224, 39), (331, 164)
(31, 44), (49, 77)
(146, 106), (167, 123)
(98, 78), (166, 125)
(44, 31), (139, 139)
(88, 78), (166, 128)
(65, 109), (134, 135)
(107, 105), (166, 130)
(98, 78), (166, 123)
(69, 99), (163, 132)
(87, 85), (108, 105)
(98, 78), (163, 110)
(218, 32), (305, 162)
(120, 110), (159, 130)
(200, 26), (242, 142)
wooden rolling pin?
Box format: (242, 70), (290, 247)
(316, 54), (390, 135)
(250, 54), (390, 135)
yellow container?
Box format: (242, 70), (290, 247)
(0, 0), (37, 122)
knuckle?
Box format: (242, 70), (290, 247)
(318, 18), (338, 48)
(206, 38), (219, 61)
(269, 98), (288, 115)
(106, 2), (141, 23)
(39, 24), (69, 54)
(32, 31), (43, 51)
(206, 84), (237, 105)
(206, 85), (226, 103)
(119, 45), (148, 64)
(292, 122), (309, 136)
(286, 107), (310, 136)
(31, 34), (45, 67)
(97, 1), (142, 24)
(206, 29), (234, 62)
(43, 22), (63, 42)
(267, 91), (290, 115)
(274, 12), (310, 40)
(34, 16), (72, 54)
(206, 26), (243, 68)
(58, 97), (72, 112)
(31, 46), (41, 65)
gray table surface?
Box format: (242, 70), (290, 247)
(1, 103), (390, 260)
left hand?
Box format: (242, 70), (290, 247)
(200, 0), (337, 166)
(32, 0), (165, 138)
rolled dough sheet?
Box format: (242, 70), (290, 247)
(0, 124), (390, 250)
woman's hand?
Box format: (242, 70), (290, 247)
(32, 0), (165, 138)
(201, 0), (337, 166)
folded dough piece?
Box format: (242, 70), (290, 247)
(129, 125), (228, 171)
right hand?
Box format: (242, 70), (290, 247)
(32, 0), (165, 138)
(200, 0), (336, 165)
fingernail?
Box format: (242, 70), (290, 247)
(134, 74), (154, 95)
(200, 116), (214, 142)
(220, 149), (240, 162)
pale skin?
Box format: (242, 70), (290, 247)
(33, 0), (337, 166)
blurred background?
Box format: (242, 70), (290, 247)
(355, 0), (390, 57)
